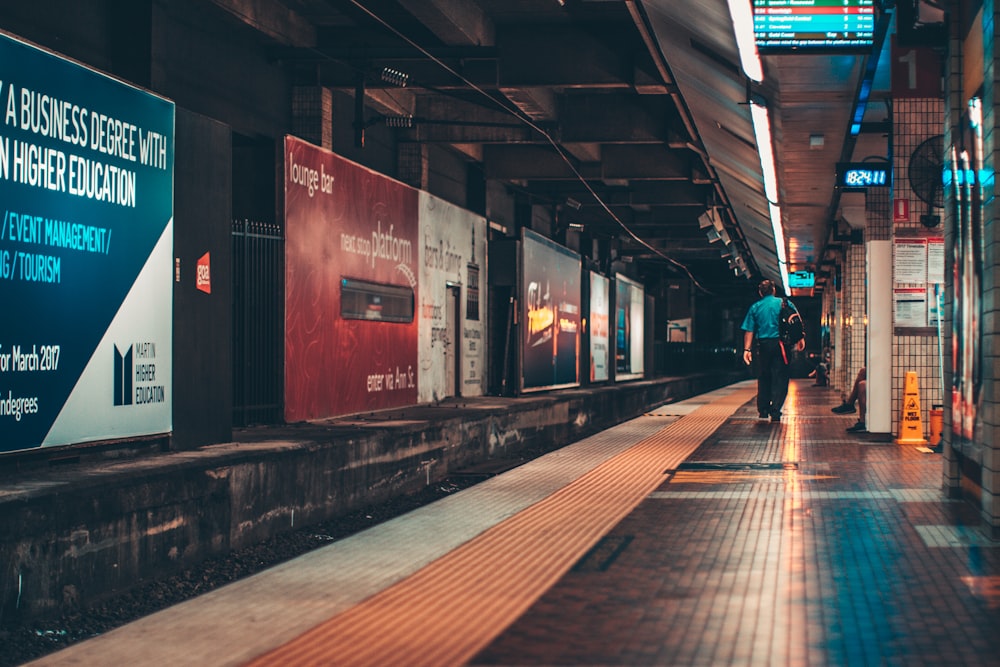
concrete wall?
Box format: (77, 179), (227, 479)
(0, 372), (739, 623)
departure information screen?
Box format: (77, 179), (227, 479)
(754, 0), (876, 52)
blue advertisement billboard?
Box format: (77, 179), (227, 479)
(0, 33), (175, 452)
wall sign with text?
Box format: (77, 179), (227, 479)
(0, 33), (175, 453)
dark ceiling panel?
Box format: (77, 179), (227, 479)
(238, 0), (888, 295)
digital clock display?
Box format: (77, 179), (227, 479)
(837, 163), (890, 190)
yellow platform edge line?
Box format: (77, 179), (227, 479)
(247, 386), (756, 667)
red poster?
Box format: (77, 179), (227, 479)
(284, 136), (419, 421)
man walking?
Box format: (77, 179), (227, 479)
(741, 279), (804, 422)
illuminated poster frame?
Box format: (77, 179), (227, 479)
(589, 271), (610, 382)
(950, 99), (984, 442)
(0, 32), (175, 453)
(520, 228), (581, 392)
(615, 273), (645, 381)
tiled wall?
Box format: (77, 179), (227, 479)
(838, 236), (866, 398)
(942, 1), (964, 494)
(976, 3), (999, 529)
(983, 4), (1000, 528)
(942, 1), (1000, 534)
(822, 281), (843, 391)
(892, 99), (946, 434)
(291, 86), (333, 150)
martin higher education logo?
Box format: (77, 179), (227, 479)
(114, 342), (165, 407)
(114, 344), (133, 406)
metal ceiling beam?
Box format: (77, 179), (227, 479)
(494, 25), (644, 90)
(395, 0), (494, 47)
(558, 94), (684, 144)
(525, 181), (712, 207)
(209, 0), (316, 46)
(600, 145), (693, 180)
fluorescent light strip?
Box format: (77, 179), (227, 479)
(770, 202), (790, 293)
(750, 100), (778, 202)
(727, 0), (763, 82)
(750, 100), (789, 293)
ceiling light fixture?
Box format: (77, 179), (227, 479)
(726, 0), (763, 82)
(749, 98), (789, 292)
(380, 66), (409, 87)
(383, 114), (414, 128)
(770, 202), (790, 289)
(749, 100), (778, 203)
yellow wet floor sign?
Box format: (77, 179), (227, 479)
(896, 371), (928, 445)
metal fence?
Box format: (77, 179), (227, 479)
(232, 219), (284, 426)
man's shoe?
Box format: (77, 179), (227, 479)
(758, 413), (770, 421)
(846, 421), (866, 433)
(831, 402), (856, 414)
(770, 412), (781, 423)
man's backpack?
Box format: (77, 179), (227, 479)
(779, 298), (804, 346)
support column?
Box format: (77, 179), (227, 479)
(867, 240), (892, 434)
(866, 188), (893, 435)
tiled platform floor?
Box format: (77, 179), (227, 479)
(31, 380), (1000, 666)
(473, 381), (1000, 666)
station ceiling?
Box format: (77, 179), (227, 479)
(211, 0), (895, 297)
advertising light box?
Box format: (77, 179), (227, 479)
(589, 272), (610, 383)
(0, 33), (175, 453)
(788, 270), (815, 289)
(615, 273), (645, 381)
(521, 229), (580, 392)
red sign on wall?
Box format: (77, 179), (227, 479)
(891, 36), (943, 99)
(893, 199), (910, 223)
(196, 252), (211, 294)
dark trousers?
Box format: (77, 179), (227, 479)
(756, 338), (789, 417)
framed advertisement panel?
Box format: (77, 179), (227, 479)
(615, 273), (645, 381)
(520, 229), (580, 392)
(589, 271), (610, 382)
(950, 100), (984, 442)
(417, 191), (487, 401)
(0, 33), (175, 452)
(284, 136), (419, 421)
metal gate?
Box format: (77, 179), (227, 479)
(232, 219), (284, 426)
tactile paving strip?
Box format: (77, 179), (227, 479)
(248, 386), (757, 666)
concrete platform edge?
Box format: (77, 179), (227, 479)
(0, 372), (743, 623)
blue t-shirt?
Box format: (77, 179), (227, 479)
(741, 294), (794, 340)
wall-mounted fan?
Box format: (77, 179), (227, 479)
(908, 134), (944, 227)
